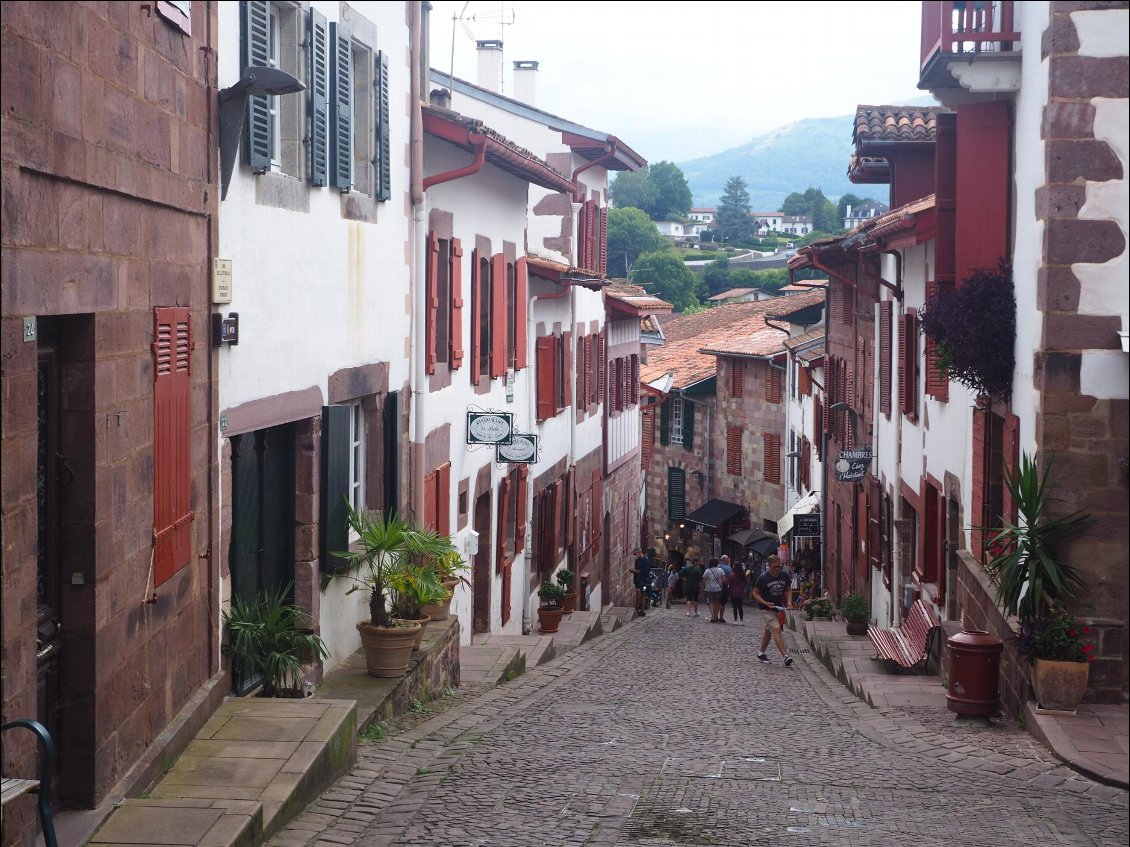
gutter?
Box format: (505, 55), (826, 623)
(422, 131), (486, 190)
(571, 140), (618, 202)
(410, 2), (427, 523)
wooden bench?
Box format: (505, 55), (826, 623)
(867, 599), (941, 672)
(1, 720), (59, 847)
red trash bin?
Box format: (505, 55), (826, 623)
(946, 629), (1003, 716)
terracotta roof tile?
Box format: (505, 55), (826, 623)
(853, 105), (946, 145)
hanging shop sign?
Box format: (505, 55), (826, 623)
(792, 513), (822, 537)
(466, 411), (514, 445)
(497, 433), (539, 464)
(834, 446), (874, 482)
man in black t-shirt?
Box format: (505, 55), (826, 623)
(629, 548), (651, 617)
(750, 555), (794, 666)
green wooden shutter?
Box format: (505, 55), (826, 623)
(308, 7), (329, 186)
(382, 391), (400, 517)
(321, 405), (351, 571)
(241, 0), (271, 171)
(683, 399), (695, 450)
(375, 50), (391, 201)
(329, 22), (352, 191)
(667, 467), (686, 521)
(659, 400), (670, 445)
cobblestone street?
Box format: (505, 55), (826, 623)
(270, 610), (1129, 847)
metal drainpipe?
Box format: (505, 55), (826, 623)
(409, 2), (427, 524)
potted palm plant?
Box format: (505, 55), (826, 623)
(389, 559), (449, 651)
(536, 580), (567, 633)
(419, 549), (470, 622)
(838, 593), (869, 636)
(555, 567), (577, 613)
(337, 506), (455, 678)
(984, 453), (1093, 711)
(222, 583), (329, 697)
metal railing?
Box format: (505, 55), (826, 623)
(921, 0), (1020, 75)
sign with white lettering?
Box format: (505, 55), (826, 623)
(834, 447), (874, 482)
(467, 412), (514, 445)
(792, 513), (822, 537)
(497, 433), (538, 464)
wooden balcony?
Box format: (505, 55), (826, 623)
(920, 1), (1021, 94)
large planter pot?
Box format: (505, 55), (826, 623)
(421, 581), (458, 622)
(1032, 657), (1089, 712)
(537, 605), (564, 634)
(563, 591), (577, 614)
(394, 614), (431, 651)
(356, 620), (422, 678)
(845, 618), (868, 636)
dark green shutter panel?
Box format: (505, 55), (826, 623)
(241, 0), (271, 171)
(375, 50), (391, 202)
(667, 467), (686, 521)
(308, 8), (329, 186)
(329, 22), (352, 191)
(659, 400), (670, 445)
(382, 391), (400, 517)
(683, 400), (695, 450)
(320, 405), (351, 571)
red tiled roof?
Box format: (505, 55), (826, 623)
(605, 281), (673, 315)
(853, 105), (944, 145)
(640, 290), (823, 389)
(707, 288), (761, 301)
(700, 327), (788, 358)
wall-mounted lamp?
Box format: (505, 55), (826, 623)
(219, 66), (305, 200)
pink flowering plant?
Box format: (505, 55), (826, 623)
(1014, 603), (1094, 664)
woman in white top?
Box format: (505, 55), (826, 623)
(702, 557), (728, 623)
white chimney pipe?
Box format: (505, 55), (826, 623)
(476, 39), (503, 93)
(513, 60), (538, 105)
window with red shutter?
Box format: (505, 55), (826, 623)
(153, 307), (194, 586)
(801, 436), (811, 490)
(900, 309), (919, 420)
(576, 334), (585, 410)
(731, 360), (743, 398)
(813, 394), (823, 460)
(598, 206), (608, 276)
(536, 336), (556, 420)
(514, 257), (527, 370)
(435, 463), (451, 536)
(641, 405), (655, 470)
(491, 253), (507, 378)
(450, 239), (464, 368)
(841, 283), (853, 324)
(797, 365), (811, 397)
(497, 474), (512, 574)
(924, 281), (949, 401)
(845, 361), (855, 448)
(423, 470), (437, 531)
(426, 232), (439, 373)
(630, 354), (640, 404)
(515, 465), (528, 552)
(596, 334), (605, 405)
(763, 432), (781, 485)
(561, 332), (573, 409)
(506, 260), (517, 370)
(726, 426), (743, 475)
(470, 249), (481, 385)
(766, 364), (782, 404)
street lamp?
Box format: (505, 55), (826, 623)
(218, 66), (305, 200)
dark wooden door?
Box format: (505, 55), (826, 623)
(472, 491), (491, 634)
(230, 424), (296, 693)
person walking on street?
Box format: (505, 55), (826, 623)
(702, 557), (728, 623)
(629, 548), (652, 617)
(717, 555), (734, 621)
(727, 564), (747, 625)
(680, 558), (703, 617)
(665, 562), (679, 609)
(750, 554), (794, 665)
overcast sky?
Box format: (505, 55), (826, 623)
(429, 1), (927, 164)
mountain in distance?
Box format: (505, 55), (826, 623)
(678, 96), (937, 211)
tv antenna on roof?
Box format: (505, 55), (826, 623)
(447, 2), (516, 92)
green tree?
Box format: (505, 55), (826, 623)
(715, 176), (754, 244)
(648, 161), (693, 220)
(837, 192), (867, 222)
(606, 207), (668, 277)
(609, 169), (657, 214)
(781, 191), (808, 216)
(702, 257), (732, 298)
(781, 187), (842, 233)
(728, 268), (762, 290)
(630, 250), (699, 312)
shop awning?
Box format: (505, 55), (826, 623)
(777, 492), (820, 536)
(727, 528), (779, 557)
(684, 499), (745, 534)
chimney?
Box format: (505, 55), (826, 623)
(513, 60), (538, 105)
(476, 39), (503, 93)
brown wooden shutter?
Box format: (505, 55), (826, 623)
(767, 364), (782, 404)
(491, 253), (508, 377)
(841, 284), (853, 324)
(924, 281), (949, 401)
(730, 360), (743, 397)
(152, 306), (194, 586)
(426, 231), (439, 374)
(641, 405), (655, 470)
(514, 256), (528, 370)
(801, 436), (812, 490)
(423, 471), (437, 531)
(435, 463), (451, 537)
(868, 475), (882, 570)
(450, 239), (464, 369)
(497, 473), (511, 574)
(813, 393), (823, 460)
(515, 465), (528, 553)
(596, 334), (605, 404)
(897, 312), (907, 416)
(576, 334), (585, 409)
(879, 300), (892, 417)
(763, 432), (781, 485)
(562, 331), (573, 408)
(900, 309), (918, 420)
(845, 361), (856, 448)
(470, 249), (481, 385)
(1002, 411), (1019, 524)
(726, 426), (742, 475)
(797, 364), (811, 396)
(500, 560), (512, 625)
(536, 336), (556, 420)
(630, 354), (640, 404)
(599, 206), (608, 276)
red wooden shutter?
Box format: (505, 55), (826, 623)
(813, 393), (823, 460)
(630, 354), (640, 404)
(924, 281), (949, 401)
(971, 406), (987, 560)
(599, 206), (608, 276)
(845, 361), (856, 448)
(490, 253), (508, 377)
(423, 471), (437, 531)
(584, 335), (594, 406)
(596, 334), (605, 404)
(562, 331), (573, 408)
(536, 336), (556, 420)
(956, 100), (1010, 287)
(576, 203), (587, 270)
(576, 334), (585, 408)
(501, 561), (512, 625)
(897, 312), (907, 416)
(470, 249), (481, 385)
(797, 365), (811, 396)
(727, 426), (742, 475)
(514, 256), (528, 370)
(497, 474), (511, 574)
(152, 307), (194, 586)
(801, 436), (812, 490)
(841, 283), (853, 324)
(1002, 411), (1019, 524)
(426, 231), (439, 374)
(435, 463), (451, 536)
(879, 300), (892, 417)
(450, 239), (464, 369)
(900, 309), (918, 420)
(731, 361), (743, 397)
(767, 364), (782, 404)
(515, 465), (528, 553)
(763, 432), (781, 485)
(641, 406), (655, 470)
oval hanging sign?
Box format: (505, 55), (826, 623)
(497, 433), (538, 464)
(467, 411), (514, 444)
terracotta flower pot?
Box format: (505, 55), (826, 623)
(537, 605), (564, 634)
(1032, 657), (1089, 712)
(563, 591), (577, 614)
(356, 620), (421, 678)
(845, 618), (868, 636)
(421, 581), (458, 622)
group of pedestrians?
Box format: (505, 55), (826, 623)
(631, 550), (795, 667)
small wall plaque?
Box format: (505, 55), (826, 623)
(212, 258), (233, 304)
